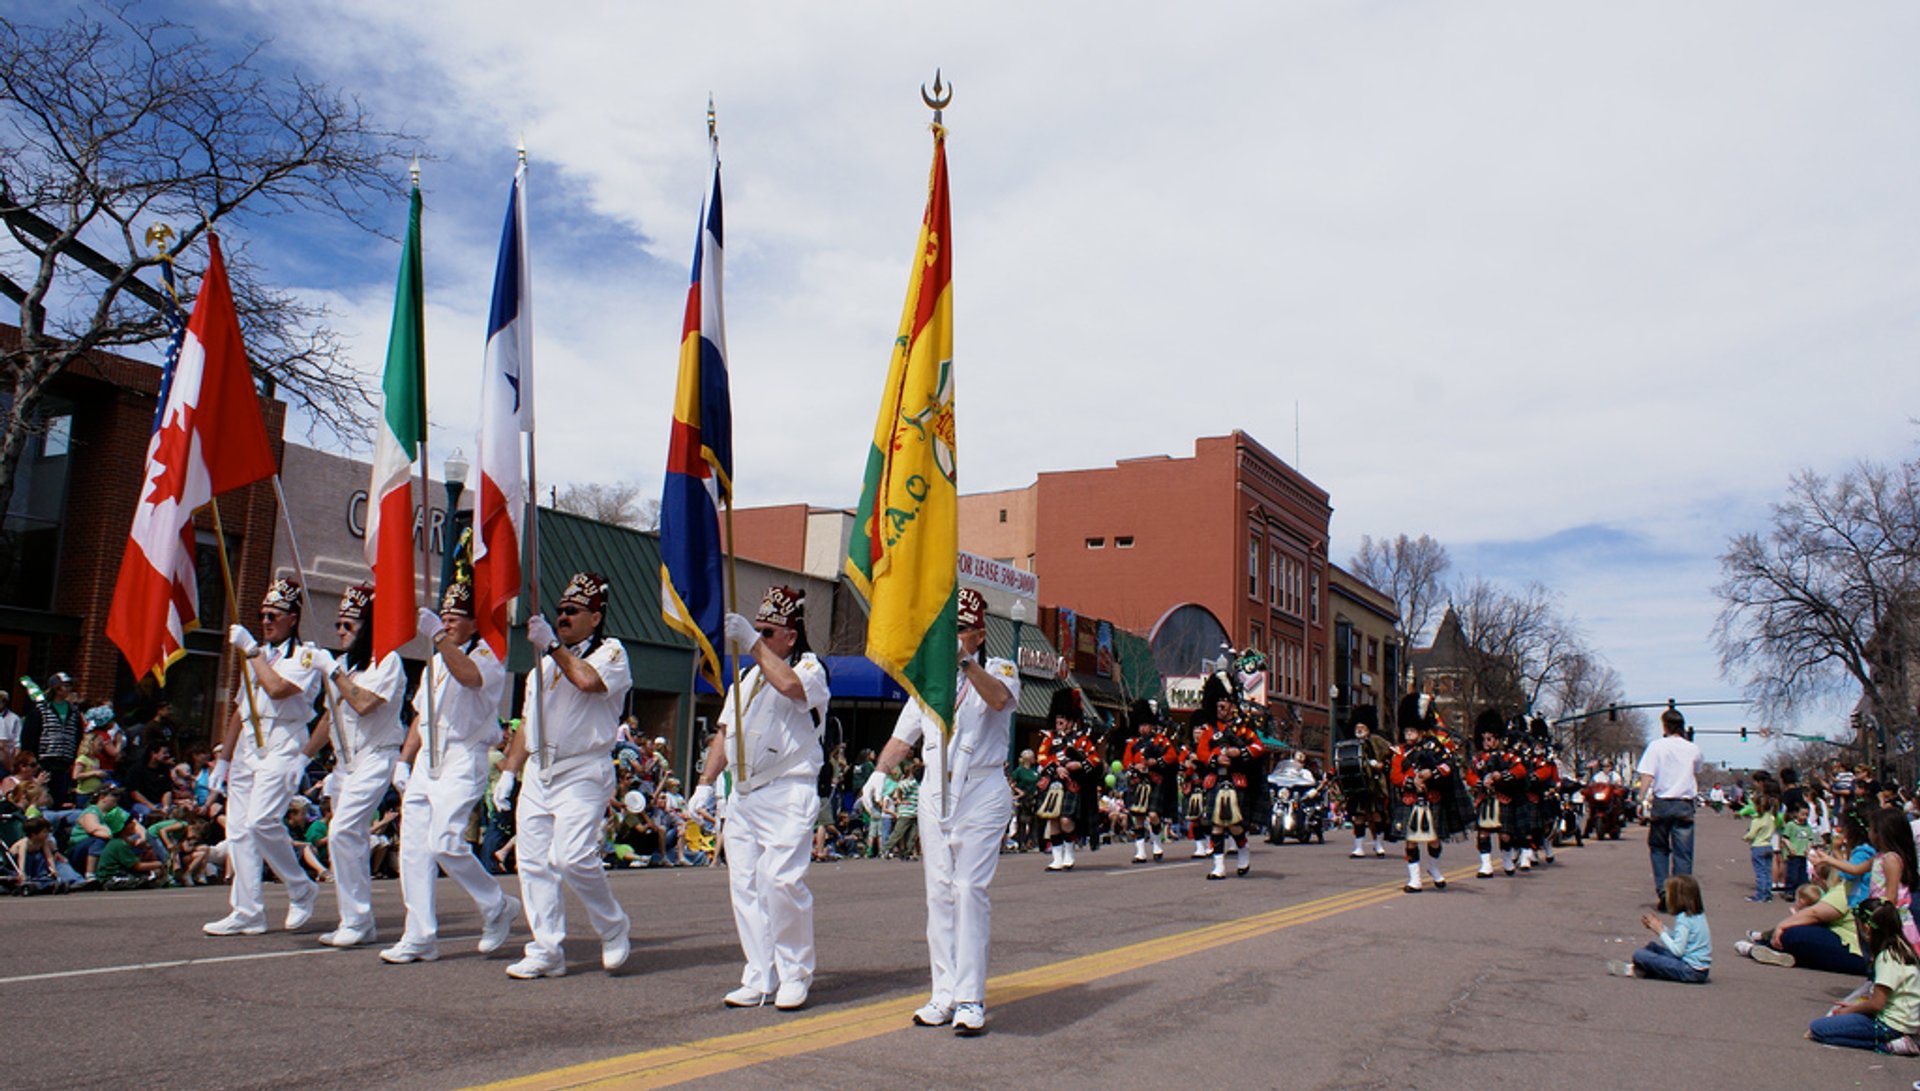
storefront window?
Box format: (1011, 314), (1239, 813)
(0, 396), (75, 610)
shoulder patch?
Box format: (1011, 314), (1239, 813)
(299, 650), (313, 668)
(990, 661), (1017, 679)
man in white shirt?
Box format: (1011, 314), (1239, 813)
(0, 691), (20, 770)
(1634, 703), (1702, 911)
(493, 571), (633, 980)
(381, 580), (519, 964)
(688, 585), (830, 1011)
(865, 588), (1018, 1036)
(204, 579), (323, 937)
(307, 586), (406, 948)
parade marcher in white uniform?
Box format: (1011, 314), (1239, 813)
(380, 578), (519, 964)
(687, 585), (830, 1011)
(307, 585), (404, 947)
(864, 588), (1017, 1037)
(204, 579), (323, 936)
(493, 571), (633, 980)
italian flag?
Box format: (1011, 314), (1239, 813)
(365, 185), (427, 661)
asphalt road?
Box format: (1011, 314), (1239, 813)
(5, 813), (1914, 1090)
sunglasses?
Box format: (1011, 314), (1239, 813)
(757, 627), (779, 640)
(260, 610), (287, 622)
(556, 606), (587, 618)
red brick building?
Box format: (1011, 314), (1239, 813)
(960, 431), (1334, 741)
(0, 329), (285, 743)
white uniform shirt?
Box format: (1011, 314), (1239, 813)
(521, 637), (631, 775)
(1636, 734), (1702, 800)
(232, 638), (322, 759)
(413, 638), (508, 748)
(333, 651), (407, 753)
(890, 657), (1021, 789)
(718, 652), (829, 791)
(0, 709), (20, 749)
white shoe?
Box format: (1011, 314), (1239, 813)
(601, 931), (631, 972)
(952, 1002), (986, 1036)
(913, 1001), (955, 1027)
(285, 894), (316, 932)
(724, 985), (771, 1008)
(1733, 940), (1754, 957)
(1192, 844), (1211, 858)
(1749, 946), (1795, 968)
(319, 927), (373, 948)
(506, 955), (566, 980)
(1605, 960), (1637, 978)
(203, 914), (266, 937)
(478, 896), (520, 954)
(775, 980), (810, 1010)
(378, 941), (440, 964)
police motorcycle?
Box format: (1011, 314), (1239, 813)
(1266, 756), (1326, 844)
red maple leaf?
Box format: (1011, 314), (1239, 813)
(144, 403), (196, 508)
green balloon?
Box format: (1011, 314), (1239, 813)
(1105, 773), (1118, 788)
(1110, 760), (1124, 773)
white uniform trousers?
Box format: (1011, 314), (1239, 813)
(920, 772), (1013, 1007)
(327, 746), (398, 934)
(398, 745), (506, 946)
(725, 775), (818, 991)
(516, 759), (629, 963)
(226, 747), (316, 927)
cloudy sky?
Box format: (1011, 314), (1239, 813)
(26, 1), (1920, 763)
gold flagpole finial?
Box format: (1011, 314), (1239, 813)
(144, 223), (175, 259)
(921, 68), (952, 125)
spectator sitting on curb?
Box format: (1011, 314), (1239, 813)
(93, 818), (161, 890)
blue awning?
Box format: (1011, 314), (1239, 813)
(693, 654), (908, 702)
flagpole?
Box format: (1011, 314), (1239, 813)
(270, 475), (347, 764)
(922, 69), (957, 823)
(408, 160), (442, 779)
(518, 143), (551, 786)
(208, 500), (267, 751)
(708, 101), (748, 794)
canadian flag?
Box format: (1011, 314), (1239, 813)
(107, 235), (278, 681)
(472, 166), (532, 658)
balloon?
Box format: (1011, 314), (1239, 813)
(1105, 774), (1118, 788)
(1110, 760), (1123, 773)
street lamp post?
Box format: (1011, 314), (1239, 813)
(438, 450), (470, 600)
(1008, 598), (1027, 763)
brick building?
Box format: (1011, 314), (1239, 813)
(0, 331), (284, 742)
(1327, 563), (1402, 740)
(960, 431), (1334, 746)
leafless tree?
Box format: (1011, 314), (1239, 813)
(0, 4), (413, 517)
(1713, 458), (1920, 778)
(1349, 532), (1450, 694)
(1450, 577), (1581, 719)
(1546, 652), (1646, 769)
(553, 480), (659, 531)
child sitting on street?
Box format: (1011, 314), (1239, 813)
(1609, 875), (1711, 983)
(1807, 899), (1920, 1054)
(93, 819), (162, 890)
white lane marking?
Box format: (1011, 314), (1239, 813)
(1104, 860), (1203, 876)
(0, 932), (481, 985)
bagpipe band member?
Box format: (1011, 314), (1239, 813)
(1193, 671), (1264, 881)
(204, 579), (324, 938)
(382, 577), (518, 965)
(689, 584), (830, 1010)
(494, 571), (633, 980)
(865, 588), (1017, 1037)
(1468, 708), (1524, 879)
(308, 585), (405, 948)
(1392, 692), (1467, 893)
(1526, 716), (1562, 867)
(1122, 699), (1179, 864)
(1342, 704), (1394, 858)
(1035, 688), (1093, 872)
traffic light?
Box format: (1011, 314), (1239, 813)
(1608, 705), (1617, 722)
(1739, 726), (1747, 741)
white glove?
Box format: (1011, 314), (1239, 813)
(491, 770), (517, 813)
(228, 625), (257, 656)
(208, 758), (230, 798)
(860, 770), (889, 814)
(685, 782), (715, 818)
(526, 615), (556, 653)
(724, 613), (760, 653)
(416, 608), (444, 642)
(306, 645), (337, 678)
(391, 762), (411, 792)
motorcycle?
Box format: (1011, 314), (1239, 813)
(1553, 778), (1586, 847)
(1583, 777), (1628, 840)
(1266, 760), (1326, 845)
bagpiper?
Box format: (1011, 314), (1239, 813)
(1122, 699), (1180, 864)
(1467, 708), (1524, 878)
(1391, 693), (1469, 893)
(1035, 688), (1096, 872)
(1192, 672), (1265, 880)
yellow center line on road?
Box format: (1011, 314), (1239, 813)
(474, 868), (1468, 1091)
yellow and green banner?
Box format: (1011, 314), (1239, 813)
(847, 124), (958, 737)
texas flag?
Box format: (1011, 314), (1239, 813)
(107, 235), (278, 681)
(471, 166), (532, 658)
